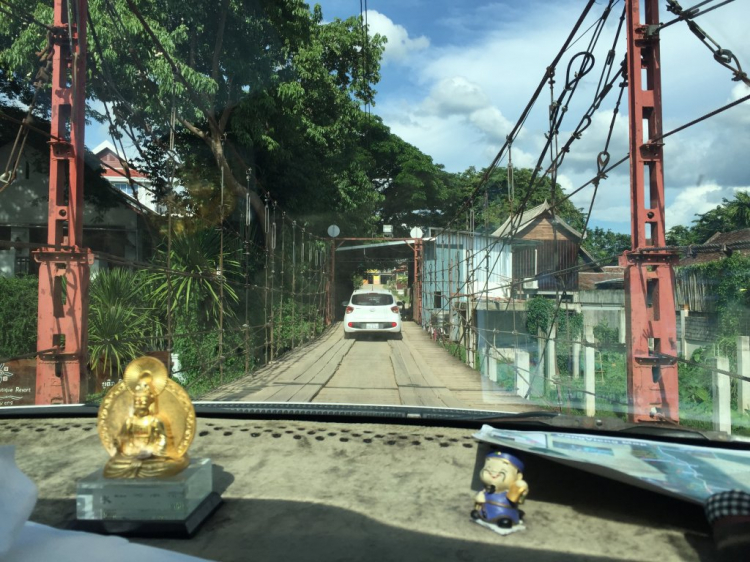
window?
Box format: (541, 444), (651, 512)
(352, 293), (394, 306)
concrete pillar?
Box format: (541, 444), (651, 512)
(487, 348), (497, 383)
(737, 336), (750, 415)
(467, 303), (476, 369)
(680, 308), (689, 358)
(515, 350), (530, 399)
(531, 328), (545, 398)
(712, 356), (732, 434)
(618, 308), (626, 345)
(572, 340), (581, 380)
(584, 325), (596, 417)
(545, 324), (557, 384)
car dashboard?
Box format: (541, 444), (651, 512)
(0, 413), (723, 561)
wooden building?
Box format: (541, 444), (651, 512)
(491, 200), (597, 294)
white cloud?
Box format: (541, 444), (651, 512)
(468, 106), (513, 144)
(417, 77), (513, 145)
(421, 77), (489, 116)
(365, 10), (429, 64)
(729, 83), (750, 125)
(666, 183), (731, 229)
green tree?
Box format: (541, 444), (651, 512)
(582, 227), (631, 262)
(666, 225), (696, 246)
(361, 117), (453, 234)
(688, 192), (750, 243)
(725, 192), (750, 230)
(1, 1), (385, 235)
(446, 167), (585, 233)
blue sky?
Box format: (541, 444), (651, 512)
(313, 0), (750, 234)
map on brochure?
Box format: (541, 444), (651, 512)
(474, 425), (750, 504)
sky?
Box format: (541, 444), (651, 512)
(311, 0), (750, 234)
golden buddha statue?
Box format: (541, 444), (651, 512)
(98, 356), (195, 479)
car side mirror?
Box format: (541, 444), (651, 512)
(397, 301), (404, 307)
(341, 301), (349, 307)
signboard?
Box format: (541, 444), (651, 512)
(0, 359), (36, 406)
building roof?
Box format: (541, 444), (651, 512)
(93, 141), (149, 180)
(678, 229), (750, 266)
(578, 266), (625, 290)
(491, 200), (583, 239)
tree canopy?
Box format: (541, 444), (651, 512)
(0, 0), (387, 236)
(667, 192), (750, 246)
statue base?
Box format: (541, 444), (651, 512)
(74, 457), (221, 538)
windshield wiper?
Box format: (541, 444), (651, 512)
(463, 410), (560, 423)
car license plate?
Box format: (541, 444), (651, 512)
(366, 323), (379, 329)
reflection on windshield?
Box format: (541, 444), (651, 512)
(351, 294), (395, 306)
(0, 0), (749, 438)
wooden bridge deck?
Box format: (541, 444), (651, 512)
(203, 322), (534, 412)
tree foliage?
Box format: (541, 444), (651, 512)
(88, 268), (159, 374)
(0, 0), (386, 237)
(0, 276), (37, 360)
(446, 167), (585, 233)
(668, 192), (750, 245)
(582, 227), (631, 262)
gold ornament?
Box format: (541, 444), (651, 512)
(97, 356), (196, 478)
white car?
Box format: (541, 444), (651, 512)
(343, 289), (402, 340)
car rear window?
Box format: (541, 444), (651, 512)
(351, 293), (394, 306)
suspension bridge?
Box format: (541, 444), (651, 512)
(0, 0), (748, 432)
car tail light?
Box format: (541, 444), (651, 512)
(348, 322), (354, 327)
(390, 306), (399, 313)
(391, 322), (397, 327)
(346, 306), (354, 314)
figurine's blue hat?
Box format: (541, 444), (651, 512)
(486, 451), (524, 472)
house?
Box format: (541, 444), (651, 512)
(421, 227), (513, 316)
(491, 200), (599, 295)
(419, 228), (513, 371)
(92, 141), (164, 215)
(0, 138), (155, 277)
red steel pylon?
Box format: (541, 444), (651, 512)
(34, 0), (92, 404)
(621, 0), (679, 422)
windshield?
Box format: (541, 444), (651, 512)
(351, 293), (394, 306)
(1, 0), (749, 440)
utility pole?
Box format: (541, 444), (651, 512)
(621, 0), (679, 422)
(34, 0), (91, 404)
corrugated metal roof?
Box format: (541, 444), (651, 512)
(678, 229), (750, 266)
(490, 200), (583, 239)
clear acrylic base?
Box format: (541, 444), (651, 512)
(76, 458), (213, 521)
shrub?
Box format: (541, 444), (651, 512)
(0, 276), (38, 360)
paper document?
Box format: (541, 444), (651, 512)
(474, 425), (750, 504)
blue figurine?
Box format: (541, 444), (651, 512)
(471, 451), (529, 532)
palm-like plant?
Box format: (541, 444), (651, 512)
(150, 229), (240, 327)
(726, 192), (750, 229)
(88, 268), (160, 375)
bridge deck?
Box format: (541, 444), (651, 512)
(203, 322), (535, 412)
